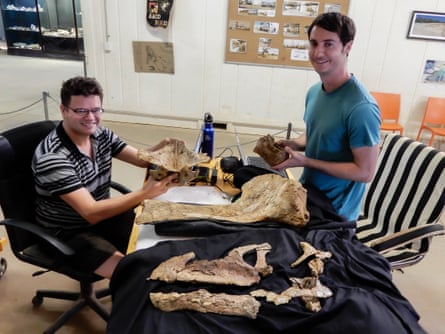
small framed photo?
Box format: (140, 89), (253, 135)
(407, 11), (445, 41)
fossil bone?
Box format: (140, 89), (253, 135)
(291, 242), (332, 276)
(138, 141), (210, 184)
(250, 277), (332, 312)
(253, 134), (288, 166)
(148, 165), (200, 185)
(148, 243), (272, 286)
(301, 296), (322, 312)
(150, 289), (261, 319)
(136, 174), (310, 226)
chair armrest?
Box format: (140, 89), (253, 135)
(0, 218), (75, 256)
(110, 181), (131, 194)
(365, 223), (445, 254)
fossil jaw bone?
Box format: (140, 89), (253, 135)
(148, 243), (273, 286)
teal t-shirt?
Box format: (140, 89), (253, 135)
(301, 75), (381, 221)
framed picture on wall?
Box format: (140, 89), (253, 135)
(407, 11), (445, 41)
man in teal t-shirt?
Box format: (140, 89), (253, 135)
(274, 13), (381, 222)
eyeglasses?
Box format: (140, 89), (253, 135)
(64, 106), (104, 116)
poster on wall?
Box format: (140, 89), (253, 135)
(423, 59), (445, 84)
(132, 41), (175, 74)
(225, 0), (350, 69)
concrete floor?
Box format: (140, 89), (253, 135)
(0, 52), (444, 334)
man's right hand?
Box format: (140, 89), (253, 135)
(143, 173), (179, 199)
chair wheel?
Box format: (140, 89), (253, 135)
(0, 258), (6, 278)
(32, 295), (43, 307)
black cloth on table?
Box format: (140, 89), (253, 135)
(107, 226), (426, 334)
(107, 180), (425, 334)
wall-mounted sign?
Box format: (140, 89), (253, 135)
(147, 0), (174, 28)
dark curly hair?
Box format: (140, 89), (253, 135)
(60, 76), (104, 106)
(307, 12), (356, 46)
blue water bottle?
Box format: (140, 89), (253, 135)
(201, 112), (214, 158)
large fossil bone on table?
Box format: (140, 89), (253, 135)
(150, 289), (261, 319)
(135, 173), (310, 226)
(137, 141), (210, 185)
(148, 243), (273, 286)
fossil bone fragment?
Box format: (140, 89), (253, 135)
(138, 141), (210, 184)
(136, 174), (310, 226)
(150, 289), (261, 319)
(291, 242), (332, 276)
(148, 165), (200, 185)
(232, 243), (273, 277)
(253, 134), (288, 166)
(250, 277), (332, 312)
(301, 296), (322, 312)
(148, 243), (272, 286)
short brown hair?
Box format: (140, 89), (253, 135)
(308, 12), (356, 46)
(60, 76), (104, 106)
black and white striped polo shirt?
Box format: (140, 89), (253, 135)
(32, 122), (126, 229)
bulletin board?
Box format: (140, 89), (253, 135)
(225, 0), (350, 69)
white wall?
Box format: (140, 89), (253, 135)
(80, 0), (445, 137)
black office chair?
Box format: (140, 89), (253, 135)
(0, 121), (131, 334)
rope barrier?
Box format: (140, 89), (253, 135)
(0, 98), (44, 115)
(0, 93), (302, 150)
(47, 94), (59, 104)
(0, 91), (60, 119)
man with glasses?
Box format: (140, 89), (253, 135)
(32, 76), (180, 278)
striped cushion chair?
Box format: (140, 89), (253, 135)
(356, 134), (445, 270)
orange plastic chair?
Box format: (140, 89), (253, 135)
(371, 91), (404, 135)
(416, 97), (445, 146)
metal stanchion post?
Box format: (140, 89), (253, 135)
(42, 91), (49, 120)
(83, 57), (87, 77)
(286, 122), (292, 139)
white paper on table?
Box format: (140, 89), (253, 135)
(154, 186), (233, 205)
(135, 186), (233, 250)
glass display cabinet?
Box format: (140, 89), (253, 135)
(0, 0), (83, 60)
(39, 0), (83, 59)
(0, 0), (44, 55)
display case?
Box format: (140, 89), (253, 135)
(39, 0), (83, 59)
(0, 0), (83, 60)
(0, 0), (44, 55)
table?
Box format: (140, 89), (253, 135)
(109, 160), (426, 334)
